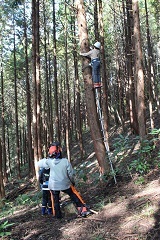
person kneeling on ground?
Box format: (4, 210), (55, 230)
(37, 142), (91, 219)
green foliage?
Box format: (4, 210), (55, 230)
(15, 191), (42, 207)
(16, 194), (31, 205)
(0, 200), (15, 218)
(149, 128), (160, 135)
(129, 159), (150, 174)
(92, 235), (105, 240)
(129, 138), (153, 174)
(134, 176), (145, 185)
(0, 220), (14, 237)
(112, 130), (160, 177)
(129, 139), (154, 174)
(0, 191), (42, 221)
(113, 134), (136, 161)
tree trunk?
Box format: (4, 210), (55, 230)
(42, 0), (53, 146)
(132, 0), (146, 139)
(76, 0), (110, 175)
(94, 0), (99, 41)
(24, 2), (34, 176)
(99, 0), (109, 132)
(0, 138), (5, 200)
(13, 18), (21, 179)
(52, 0), (60, 142)
(35, 0), (42, 160)
(1, 55), (8, 183)
(71, 1), (84, 159)
(32, 0), (41, 180)
(64, 2), (71, 162)
(145, 0), (155, 130)
(125, 0), (139, 134)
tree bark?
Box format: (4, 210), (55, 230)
(24, 2), (34, 176)
(76, 0), (110, 175)
(0, 138), (5, 200)
(52, 0), (60, 142)
(64, 2), (71, 162)
(132, 0), (146, 139)
(32, 0), (41, 180)
(125, 0), (139, 134)
(71, 0), (84, 159)
(13, 17), (21, 179)
(1, 54), (8, 182)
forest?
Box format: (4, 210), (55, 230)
(0, 0), (160, 239)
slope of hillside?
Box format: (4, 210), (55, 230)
(1, 129), (160, 240)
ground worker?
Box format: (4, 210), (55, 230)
(37, 142), (91, 219)
(39, 167), (52, 215)
(80, 41), (102, 88)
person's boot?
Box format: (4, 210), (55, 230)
(48, 207), (52, 215)
(77, 206), (91, 217)
(41, 206), (46, 215)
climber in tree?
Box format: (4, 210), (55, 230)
(80, 41), (102, 88)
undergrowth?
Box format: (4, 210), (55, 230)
(0, 128), (160, 238)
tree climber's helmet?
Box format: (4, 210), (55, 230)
(94, 42), (101, 49)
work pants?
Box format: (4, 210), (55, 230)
(42, 190), (52, 208)
(91, 58), (101, 84)
(51, 187), (83, 218)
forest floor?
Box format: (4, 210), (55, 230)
(1, 128), (160, 240)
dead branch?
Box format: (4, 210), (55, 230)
(5, 182), (33, 201)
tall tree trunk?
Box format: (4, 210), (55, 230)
(32, 0), (38, 168)
(65, 2), (71, 162)
(98, 0), (115, 178)
(1, 54), (8, 183)
(76, 0), (110, 175)
(132, 0), (146, 139)
(32, 0), (41, 180)
(71, 0), (84, 159)
(52, 0), (60, 142)
(24, 2), (34, 176)
(0, 138), (5, 200)
(7, 127), (11, 176)
(113, 5), (122, 126)
(94, 0), (99, 41)
(125, 0), (139, 134)
(36, 0), (42, 160)
(98, 0), (109, 131)
(145, 0), (155, 129)
(13, 17), (21, 179)
(42, 0), (52, 144)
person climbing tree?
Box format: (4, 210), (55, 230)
(80, 41), (102, 88)
(37, 142), (91, 219)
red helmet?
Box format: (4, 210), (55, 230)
(48, 143), (62, 158)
